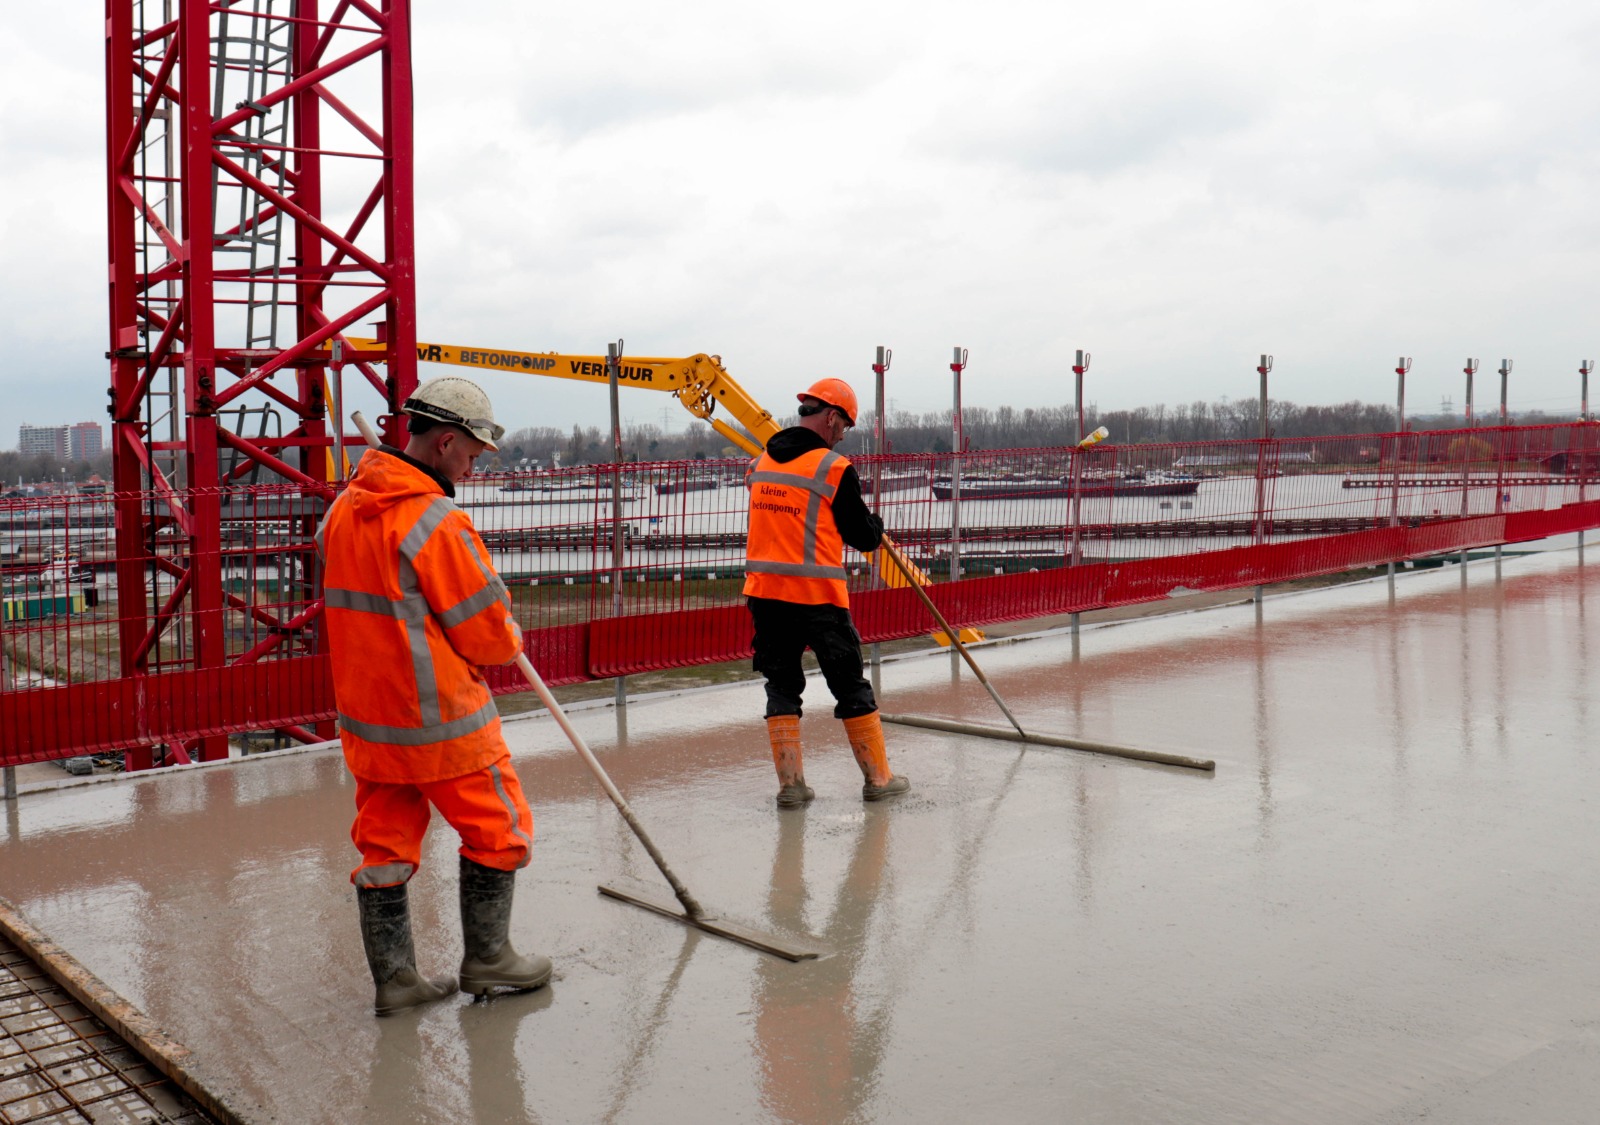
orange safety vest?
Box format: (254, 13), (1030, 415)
(317, 451), (523, 784)
(743, 447), (852, 608)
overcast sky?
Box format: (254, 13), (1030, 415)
(3, 1), (1598, 444)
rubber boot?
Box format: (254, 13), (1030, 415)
(768, 715), (814, 808)
(357, 884), (458, 1016)
(843, 711), (910, 802)
(459, 856), (553, 997)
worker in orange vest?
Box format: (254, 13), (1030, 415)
(319, 376), (551, 1015)
(744, 378), (910, 808)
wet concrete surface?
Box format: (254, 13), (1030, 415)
(4, 551), (1600, 1122)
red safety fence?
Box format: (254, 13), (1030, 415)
(4, 423), (1598, 767)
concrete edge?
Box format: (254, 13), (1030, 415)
(4, 737), (335, 797)
(0, 893), (255, 1125)
(4, 542), (1577, 784)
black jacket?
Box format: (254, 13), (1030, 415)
(761, 428), (884, 552)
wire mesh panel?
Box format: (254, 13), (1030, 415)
(0, 934), (215, 1124)
(0, 485), (330, 767)
(4, 425), (1600, 764)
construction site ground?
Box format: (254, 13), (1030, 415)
(3, 548), (1599, 1123)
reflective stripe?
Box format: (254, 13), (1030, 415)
(326, 586), (429, 621)
(397, 557), (441, 727)
(488, 762), (533, 869)
(314, 520), (327, 561)
(338, 696), (501, 747)
(458, 529), (512, 611)
(747, 470), (839, 499)
(803, 483), (823, 565)
(439, 582), (505, 629)
(398, 496), (458, 562)
(354, 863), (415, 888)
(815, 450), (842, 486)
(393, 495), (458, 727)
(746, 559), (849, 579)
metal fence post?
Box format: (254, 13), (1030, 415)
(870, 345), (891, 673)
(1389, 356), (1411, 598)
(1254, 354), (1272, 623)
(1461, 358), (1478, 572)
(607, 339), (627, 709)
(1465, 357), (1477, 428)
(2, 573), (12, 800)
(1581, 360), (1594, 560)
(1498, 358), (1511, 429)
(872, 346), (890, 504)
(1069, 349), (1090, 641)
(330, 340), (346, 482)
(949, 346), (968, 672)
(1495, 359), (1512, 578)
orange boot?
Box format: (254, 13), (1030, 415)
(767, 715), (814, 808)
(842, 711), (910, 802)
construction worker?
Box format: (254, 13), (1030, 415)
(744, 378), (910, 808)
(318, 376), (551, 1015)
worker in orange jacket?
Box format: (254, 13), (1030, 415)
(319, 376), (551, 1015)
(744, 378), (910, 808)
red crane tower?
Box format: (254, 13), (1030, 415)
(104, 0), (418, 767)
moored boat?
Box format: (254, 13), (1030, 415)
(859, 472), (929, 496)
(654, 478), (720, 495)
(930, 472), (1200, 500)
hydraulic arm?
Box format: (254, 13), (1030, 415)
(343, 335), (978, 638)
(343, 338), (774, 456)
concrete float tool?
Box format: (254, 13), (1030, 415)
(349, 411), (821, 961)
(878, 540), (1213, 772)
(882, 712), (1214, 771)
(876, 426), (1215, 774)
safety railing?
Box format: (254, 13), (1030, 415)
(4, 423), (1598, 767)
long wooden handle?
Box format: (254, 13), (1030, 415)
(350, 410), (380, 449)
(879, 538), (1027, 737)
(513, 655), (704, 918)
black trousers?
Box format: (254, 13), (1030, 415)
(747, 597), (878, 720)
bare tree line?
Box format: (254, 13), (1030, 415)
(0, 449), (113, 492)
(7, 398), (1575, 484)
(494, 399), (1580, 467)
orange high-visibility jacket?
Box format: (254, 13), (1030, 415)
(317, 450), (523, 784)
(743, 447), (852, 608)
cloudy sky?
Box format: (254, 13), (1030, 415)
(3, 1), (1598, 443)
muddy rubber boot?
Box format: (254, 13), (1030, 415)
(357, 884), (458, 1017)
(459, 857), (553, 997)
(768, 715), (814, 808)
(843, 711), (910, 802)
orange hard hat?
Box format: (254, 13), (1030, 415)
(798, 378), (858, 426)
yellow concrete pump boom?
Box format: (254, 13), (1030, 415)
(343, 334), (980, 640)
(342, 337), (773, 456)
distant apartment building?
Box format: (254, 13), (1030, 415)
(68, 422), (103, 461)
(18, 422), (105, 461)
(18, 424), (67, 459)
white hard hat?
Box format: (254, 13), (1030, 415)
(402, 376), (505, 451)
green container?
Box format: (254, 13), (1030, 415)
(3, 593), (85, 621)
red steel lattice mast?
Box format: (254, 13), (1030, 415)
(104, 0), (417, 767)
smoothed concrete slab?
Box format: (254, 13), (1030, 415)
(2, 552), (1598, 1122)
